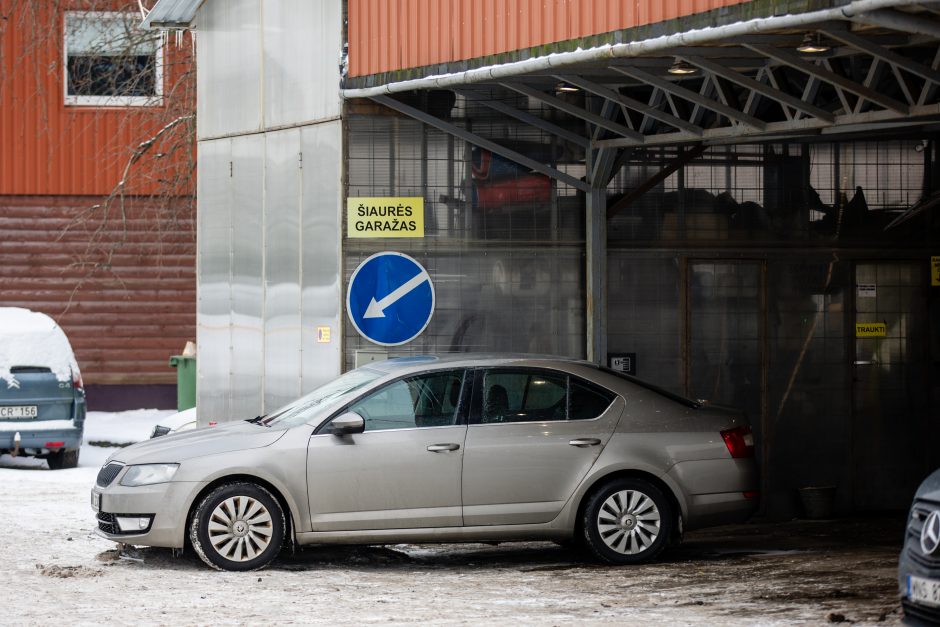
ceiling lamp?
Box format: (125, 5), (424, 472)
(667, 59), (697, 75)
(797, 32), (830, 53)
(555, 81), (580, 93)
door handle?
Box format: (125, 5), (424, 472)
(569, 438), (601, 448)
(427, 443), (460, 452)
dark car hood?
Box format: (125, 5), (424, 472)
(915, 467), (940, 501)
(108, 421), (288, 465)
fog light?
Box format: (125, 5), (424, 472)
(115, 516), (152, 532)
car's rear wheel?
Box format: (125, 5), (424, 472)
(46, 448), (79, 470)
(189, 482), (285, 571)
(581, 477), (672, 564)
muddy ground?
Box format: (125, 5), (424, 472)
(0, 455), (907, 626)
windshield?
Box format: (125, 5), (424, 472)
(260, 367), (385, 428)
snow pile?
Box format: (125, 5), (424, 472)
(83, 408), (177, 444)
(0, 307), (79, 386)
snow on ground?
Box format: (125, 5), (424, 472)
(83, 408), (177, 445)
(0, 410), (909, 625)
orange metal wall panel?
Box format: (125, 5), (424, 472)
(348, 0), (751, 77)
(0, 0), (193, 197)
(0, 196), (196, 385)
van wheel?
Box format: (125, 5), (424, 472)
(581, 478), (672, 564)
(47, 449), (79, 470)
(189, 482), (285, 571)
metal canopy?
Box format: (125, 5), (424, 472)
(345, 3), (940, 366)
(351, 7), (940, 177)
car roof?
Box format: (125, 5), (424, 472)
(0, 307), (78, 384)
(361, 353), (594, 376)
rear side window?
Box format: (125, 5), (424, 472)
(569, 379), (616, 421)
(476, 369), (616, 424)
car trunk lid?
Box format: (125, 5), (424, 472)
(0, 366), (76, 421)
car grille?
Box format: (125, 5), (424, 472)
(97, 511), (118, 535)
(907, 499), (940, 571)
(903, 598), (940, 624)
(96, 462), (123, 488)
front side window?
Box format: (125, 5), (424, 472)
(478, 369), (615, 424)
(346, 370), (466, 432)
(64, 12), (162, 106)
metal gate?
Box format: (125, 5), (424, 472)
(852, 262), (931, 510)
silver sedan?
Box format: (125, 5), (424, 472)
(91, 355), (758, 571)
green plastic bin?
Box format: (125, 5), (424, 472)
(168, 355), (196, 411)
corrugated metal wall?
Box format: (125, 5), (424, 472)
(0, 1), (197, 386)
(0, 196), (196, 384)
(347, 0), (749, 77)
(0, 0), (190, 196)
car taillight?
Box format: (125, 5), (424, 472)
(720, 425), (754, 459)
(72, 368), (83, 390)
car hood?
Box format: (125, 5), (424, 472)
(108, 421), (288, 465)
(915, 467), (940, 501)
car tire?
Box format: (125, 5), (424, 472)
(47, 448), (79, 470)
(581, 477), (673, 565)
(189, 482), (286, 571)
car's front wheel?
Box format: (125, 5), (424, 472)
(189, 482), (285, 571)
(581, 477), (673, 564)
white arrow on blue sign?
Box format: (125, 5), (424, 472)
(346, 252), (435, 346)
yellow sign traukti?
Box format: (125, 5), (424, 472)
(347, 197), (424, 238)
(855, 322), (887, 337)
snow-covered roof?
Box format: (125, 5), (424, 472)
(140, 0), (203, 30)
(0, 308), (79, 385)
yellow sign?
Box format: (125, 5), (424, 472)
(855, 322), (886, 337)
(316, 326), (331, 343)
(932, 256), (939, 286)
(347, 197), (424, 238)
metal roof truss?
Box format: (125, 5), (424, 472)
(368, 17), (940, 187)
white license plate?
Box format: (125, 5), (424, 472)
(91, 490), (100, 512)
(0, 405), (37, 419)
(909, 575), (940, 608)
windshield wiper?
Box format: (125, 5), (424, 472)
(245, 415), (267, 425)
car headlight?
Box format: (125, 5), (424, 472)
(120, 464), (179, 486)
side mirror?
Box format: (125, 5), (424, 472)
(331, 412), (365, 435)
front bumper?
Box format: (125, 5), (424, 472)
(92, 479), (203, 549)
(899, 541), (940, 624)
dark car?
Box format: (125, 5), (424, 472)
(0, 308), (85, 469)
(899, 468), (940, 624)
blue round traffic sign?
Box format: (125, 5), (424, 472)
(347, 252), (435, 346)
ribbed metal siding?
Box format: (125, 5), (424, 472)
(0, 0), (189, 196)
(348, 0), (750, 77)
(0, 196), (196, 385)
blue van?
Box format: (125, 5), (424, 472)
(0, 308), (85, 469)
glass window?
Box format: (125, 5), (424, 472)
(262, 367), (384, 428)
(479, 369), (616, 423)
(481, 370), (567, 423)
(65, 12), (162, 106)
(569, 379), (616, 421)
(347, 370), (465, 432)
